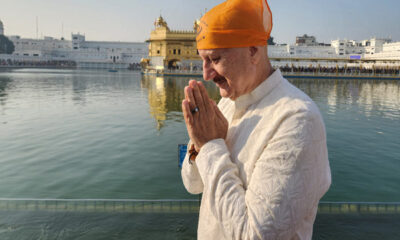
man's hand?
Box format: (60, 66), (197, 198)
(182, 80), (228, 151)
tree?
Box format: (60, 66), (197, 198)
(0, 35), (15, 54)
(268, 36), (276, 45)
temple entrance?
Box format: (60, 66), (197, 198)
(167, 59), (181, 70)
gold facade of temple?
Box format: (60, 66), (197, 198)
(144, 16), (201, 70)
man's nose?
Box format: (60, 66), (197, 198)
(203, 62), (217, 81)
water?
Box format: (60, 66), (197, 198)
(290, 78), (400, 202)
(0, 69), (399, 238)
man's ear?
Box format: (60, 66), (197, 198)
(249, 46), (261, 64)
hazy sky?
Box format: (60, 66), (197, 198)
(1, 0), (399, 44)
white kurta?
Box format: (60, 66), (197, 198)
(181, 69), (331, 240)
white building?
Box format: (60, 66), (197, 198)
(1, 16), (399, 69)
(364, 41), (400, 60)
(7, 33), (148, 69)
(268, 35), (400, 68)
(2, 19), (148, 69)
(269, 35), (400, 60)
(296, 34), (317, 46)
(70, 33), (148, 68)
(8, 35), (71, 58)
(330, 38), (392, 56)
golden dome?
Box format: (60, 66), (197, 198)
(154, 15), (169, 30)
(193, 19), (200, 31)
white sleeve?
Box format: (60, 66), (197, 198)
(181, 98), (230, 195)
(181, 141), (204, 194)
(195, 111), (331, 240)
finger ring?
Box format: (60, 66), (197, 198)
(191, 107), (199, 114)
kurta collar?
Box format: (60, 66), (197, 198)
(234, 69), (284, 112)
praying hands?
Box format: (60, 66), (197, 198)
(182, 80), (228, 152)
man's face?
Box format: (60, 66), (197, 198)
(198, 48), (252, 100)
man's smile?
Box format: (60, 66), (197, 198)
(213, 75), (228, 88)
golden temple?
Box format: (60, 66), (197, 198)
(141, 16), (202, 74)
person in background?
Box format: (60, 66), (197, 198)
(181, 0), (331, 239)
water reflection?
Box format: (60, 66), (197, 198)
(290, 78), (400, 119)
(142, 76), (399, 129)
(141, 75), (221, 130)
(357, 80), (400, 119)
(0, 69), (399, 202)
(141, 75), (400, 129)
(72, 75), (87, 105)
(0, 76), (12, 118)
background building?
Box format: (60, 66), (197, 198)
(70, 33), (148, 69)
(1, 17), (399, 70)
(269, 35), (400, 68)
(143, 16), (202, 72)
(1, 20), (148, 69)
(296, 34), (318, 46)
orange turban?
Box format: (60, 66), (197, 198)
(196, 0), (273, 50)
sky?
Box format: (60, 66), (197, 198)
(0, 0), (399, 44)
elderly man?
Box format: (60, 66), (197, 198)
(181, 0), (331, 239)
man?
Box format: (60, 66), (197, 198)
(181, 0), (331, 239)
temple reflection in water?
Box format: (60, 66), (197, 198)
(141, 74), (399, 129)
(141, 74), (221, 130)
(0, 76), (12, 108)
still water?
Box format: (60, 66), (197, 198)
(0, 69), (399, 238)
